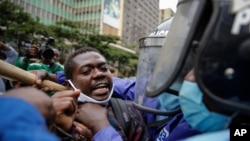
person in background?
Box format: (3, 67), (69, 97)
(27, 46), (64, 74)
(52, 48), (64, 67)
(52, 48), (60, 63)
(15, 44), (39, 70)
(0, 41), (18, 92)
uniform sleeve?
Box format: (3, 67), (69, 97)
(94, 126), (123, 141)
(0, 96), (59, 141)
(112, 77), (136, 100)
(55, 71), (66, 85)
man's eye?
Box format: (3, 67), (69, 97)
(100, 67), (108, 72)
(81, 70), (91, 75)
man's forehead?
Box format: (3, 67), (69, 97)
(74, 52), (107, 65)
(77, 51), (105, 59)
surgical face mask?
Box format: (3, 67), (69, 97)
(68, 80), (114, 105)
(179, 81), (231, 132)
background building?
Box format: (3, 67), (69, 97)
(10, 0), (159, 47)
(120, 0), (159, 46)
(159, 8), (174, 23)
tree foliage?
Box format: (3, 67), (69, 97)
(0, 1), (138, 77)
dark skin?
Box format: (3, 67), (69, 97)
(76, 102), (110, 134)
(48, 51), (113, 139)
(52, 90), (93, 139)
(9, 51), (114, 139)
(52, 89), (80, 131)
(31, 69), (57, 92)
(71, 52), (113, 101)
(12, 70), (56, 91)
(71, 52), (113, 133)
(11, 69), (93, 138)
(25, 45), (39, 60)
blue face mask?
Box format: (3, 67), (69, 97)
(179, 81), (231, 132)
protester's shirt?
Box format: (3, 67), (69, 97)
(107, 101), (151, 141)
(27, 63), (63, 96)
(15, 57), (30, 70)
(28, 62), (64, 74)
(112, 77), (135, 100)
(0, 96), (59, 141)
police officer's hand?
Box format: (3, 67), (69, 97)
(52, 89), (80, 131)
(76, 103), (110, 134)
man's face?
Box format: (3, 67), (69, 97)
(71, 52), (113, 101)
(29, 45), (38, 57)
(53, 49), (60, 62)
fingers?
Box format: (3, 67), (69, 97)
(52, 89), (80, 99)
(53, 97), (77, 114)
(31, 70), (48, 86)
(74, 121), (93, 139)
(35, 79), (42, 85)
(52, 90), (81, 117)
(40, 87), (55, 92)
(73, 89), (81, 98)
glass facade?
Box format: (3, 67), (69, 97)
(11, 0), (102, 30)
(10, 0), (159, 45)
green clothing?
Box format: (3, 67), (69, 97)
(27, 62), (64, 97)
(15, 57), (30, 70)
(27, 62), (64, 74)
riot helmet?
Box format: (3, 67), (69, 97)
(146, 0), (250, 116)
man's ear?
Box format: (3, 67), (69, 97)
(64, 80), (72, 89)
(64, 80), (77, 91)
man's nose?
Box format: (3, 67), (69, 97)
(92, 68), (105, 78)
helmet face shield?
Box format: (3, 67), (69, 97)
(134, 17), (174, 105)
(146, 0), (207, 97)
(135, 36), (165, 105)
(134, 18), (182, 118)
(139, 36), (166, 48)
(195, 1), (250, 115)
